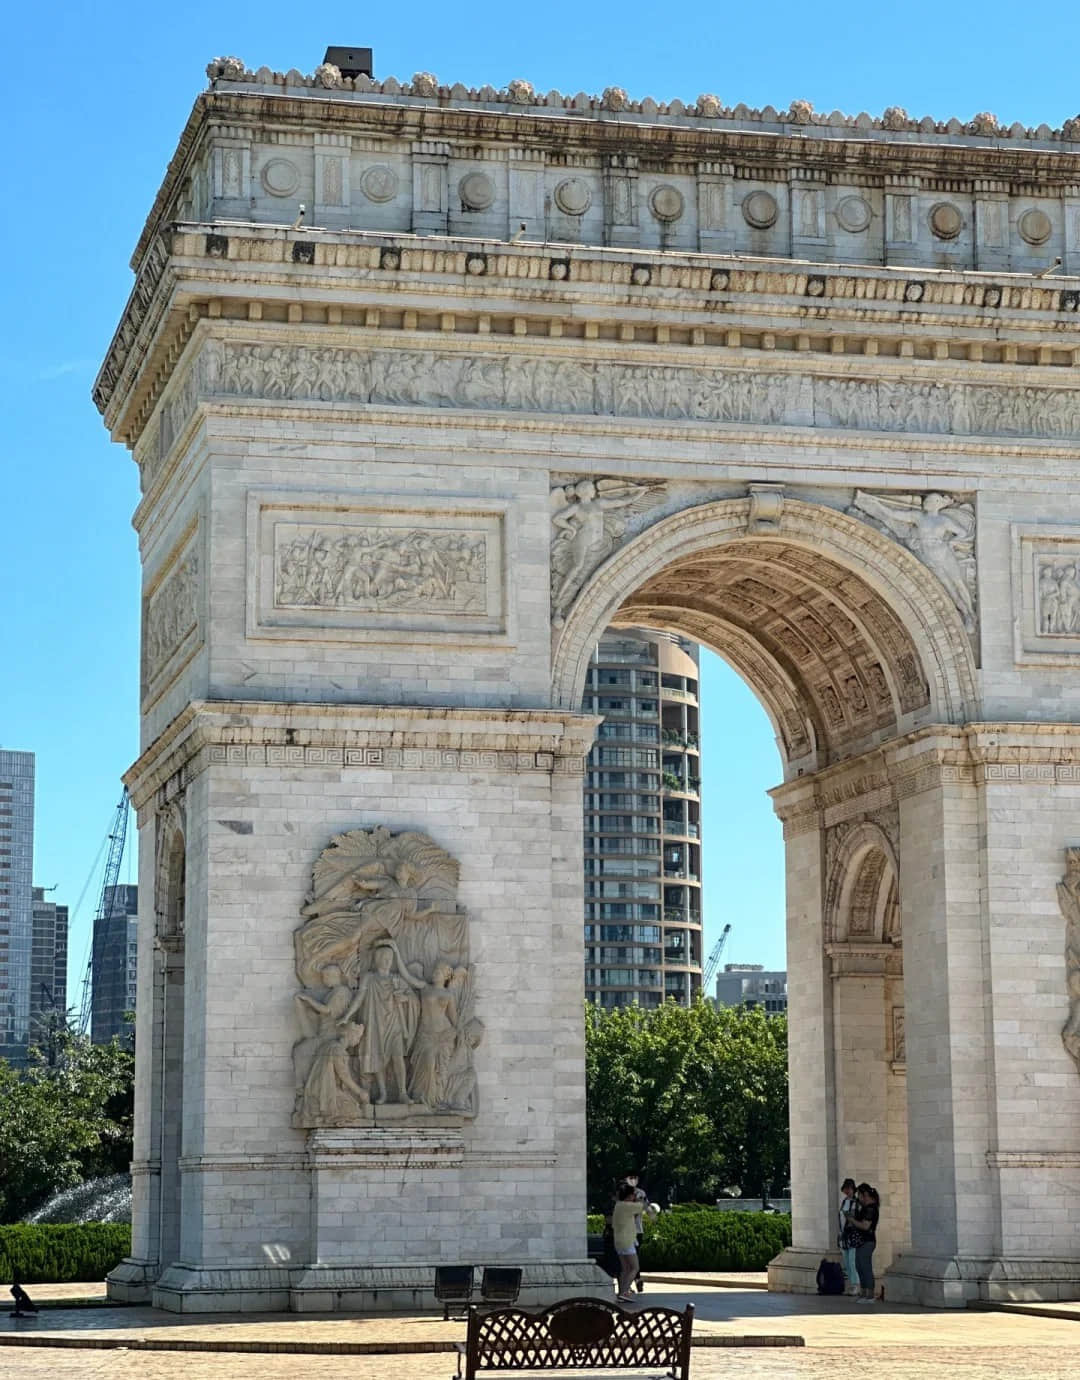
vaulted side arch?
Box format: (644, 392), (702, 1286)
(552, 496), (977, 777)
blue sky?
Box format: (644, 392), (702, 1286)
(4, 1), (1079, 999)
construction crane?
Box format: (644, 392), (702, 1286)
(78, 788), (131, 1035)
(701, 922), (733, 992)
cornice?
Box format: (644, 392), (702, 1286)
(124, 699), (602, 812)
(133, 73), (1080, 273)
(771, 722), (1080, 834)
(96, 226), (1080, 444)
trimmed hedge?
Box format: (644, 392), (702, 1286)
(587, 1208), (790, 1273)
(0, 1224), (131, 1283)
(641, 1209), (790, 1272)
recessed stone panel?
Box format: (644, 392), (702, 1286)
(1012, 524), (1080, 663)
(141, 515), (204, 707)
(248, 492), (507, 643)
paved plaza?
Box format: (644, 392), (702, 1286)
(2, 1283), (1077, 1378)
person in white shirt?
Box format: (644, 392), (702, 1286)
(612, 1183), (645, 1302)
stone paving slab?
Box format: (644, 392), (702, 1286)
(976, 1298), (1080, 1322)
(2, 1285), (1078, 1357)
(7, 1282), (112, 1308)
(7, 1345), (1080, 1380)
(642, 1271), (770, 1289)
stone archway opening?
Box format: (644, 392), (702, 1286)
(825, 826), (909, 1275)
(554, 495), (973, 1292)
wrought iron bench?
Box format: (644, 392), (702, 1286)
(455, 1296), (694, 1379)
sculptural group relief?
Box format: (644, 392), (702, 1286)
(292, 827), (484, 1128)
(1058, 848), (1080, 1076)
(1037, 559), (1080, 635)
(142, 530), (202, 700)
(1010, 526), (1080, 663)
(274, 523), (488, 615)
(252, 501), (504, 638)
(204, 341), (1080, 444)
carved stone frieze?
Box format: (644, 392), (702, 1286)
(1011, 525), (1080, 664)
(274, 524), (487, 615)
(251, 496), (505, 640)
(849, 491), (977, 634)
(1036, 559), (1080, 635)
(204, 342), (1080, 447)
(1059, 848), (1080, 1076)
(550, 477), (663, 623)
(292, 827), (483, 1127)
(892, 1006), (906, 1063)
(142, 523), (203, 703)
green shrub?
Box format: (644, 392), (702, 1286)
(587, 1213), (605, 1236)
(0, 1224), (131, 1283)
(639, 1209), (790, 1272)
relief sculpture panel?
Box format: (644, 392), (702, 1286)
(1059, 847), (1080, 1077)
(549, 477), (663, 623)
(250, 495), (506, 641)
(292, 826), (484, 1126)
(141, 521), (203, 705)
(275, 524), (488, 616)
(1011, 524), (1080, 664)
(204, 340), (1080, 442)
(849, 491), (977, 635)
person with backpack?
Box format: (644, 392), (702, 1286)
(838, 1177), (861, 1297)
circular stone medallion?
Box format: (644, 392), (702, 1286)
(742, 189), (779, 229)
(1018, 207), (1052, 246)
(260, 158), (300, 197)
(459, 171), (495, 212)
(553, 177), (592, 217)
(835, 195), (873, 234)
(649, 184), (685, 223)
(359, 165), (399, 204)
(929, 202), (964, 240)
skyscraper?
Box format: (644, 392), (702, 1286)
(582, 630), (703, 1008)
(91, 883), (139, 1044)
(0, 749), (35, 1064)
(30, 886), (68, 1046)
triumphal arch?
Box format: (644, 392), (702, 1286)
(95, 55), (1080, 1310)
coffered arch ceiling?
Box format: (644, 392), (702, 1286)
(552, 497), (980, 778)
(613, 539), (931, 770)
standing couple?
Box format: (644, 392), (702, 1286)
(838, 1177), (880, 1301)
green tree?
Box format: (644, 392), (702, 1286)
(585, 999), (789, 1210)
(0, 1030), (135, 1222)
(690, 1004), (789, 1207)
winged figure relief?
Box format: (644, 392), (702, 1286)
(849, 490), (977, 634)
(550, 477), (662, 623)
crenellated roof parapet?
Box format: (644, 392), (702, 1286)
(205, 55), (1080, 147)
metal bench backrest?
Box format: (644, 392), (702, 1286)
(480, 1266), (522, 1304)
(435, 1265), (475, 1320)
(464, 1296), (694, 1379)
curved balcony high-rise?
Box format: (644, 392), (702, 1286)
(581, 629), (703, 1008)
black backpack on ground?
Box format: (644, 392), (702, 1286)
(816, 1258), (845, 1295)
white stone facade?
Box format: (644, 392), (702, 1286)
(97, 63), (1080, 1310)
